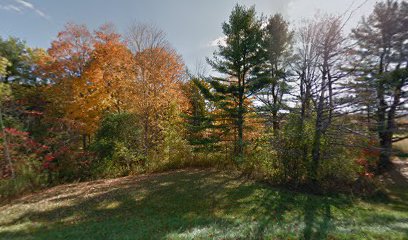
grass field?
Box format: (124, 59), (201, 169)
(0, 169), (407, 240)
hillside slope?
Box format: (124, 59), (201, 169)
(0, 169), (407, 240)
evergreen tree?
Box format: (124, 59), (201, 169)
(352, 0), (408, 171)
(207, 4), (266, 162)
(258, 14), (293, 135)
(184, 79), (220, 153)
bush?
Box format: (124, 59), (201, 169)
(241, 135), (278, 180)
(0, 127), (51, 199)
(147, 102), (192, 171)
(253, 112), (362, 192)
(316, 137), (360, 185)
(0, 164), (47, 199)
(91, 112), (146, 177)
(273, 114), (315, 185)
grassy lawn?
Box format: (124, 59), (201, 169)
(0, 169), (407, 240)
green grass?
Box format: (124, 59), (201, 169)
(0, 169), (407, 240)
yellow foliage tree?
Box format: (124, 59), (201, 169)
(68, 24), (136, 134)
(133, 47), (187, 152)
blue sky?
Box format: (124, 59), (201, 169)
(0, 0), (377, 70)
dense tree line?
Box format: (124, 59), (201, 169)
(0, 0), (406, 197)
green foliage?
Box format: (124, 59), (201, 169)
(258, 14), (293, 131)
(241, 134), (278, 179)
(267, 113), (360, 190)
(206, 4), (266, 160)
(0, 157), (47, 199)
(316, 136), (360, 190)
(0, 1), (405, 199)
(149, 102), (192, 171)
(97, 142), (145, 177)
(91, 112), (146, 177)
(274, 113), (314, 184)
(184, 79), (221, 153)
(351, 0), (408, 170)
(0, 82), (12, 101)
(0, 37), (37, 84)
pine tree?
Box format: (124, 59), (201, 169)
(352, 0), (408, 171)
(207, 4), (266, 162)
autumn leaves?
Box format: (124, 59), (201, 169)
(37, 23), (186, 145)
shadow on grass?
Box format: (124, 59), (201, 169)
(0, 169), (403, 239)
(365, 159), (408, 214)
(0, 170), (251, 239)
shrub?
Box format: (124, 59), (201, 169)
(0, 128), (50, 199)
(273, 114), (315, 185)
(242, 135), (278, 180)
(147, 102), (192, 171)
(0, 163), (47, 199)
(91, 112), (145, 177)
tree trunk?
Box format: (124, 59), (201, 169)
(82, 134), (87, 150)
(378, 134), (392, 171)
(271, 81), (280, 135)
(300, 73), (310, 172)
(310, 69), (326, 183)
(375, 52), (391, 172)
(377, 67), (405, 172)
(376, 86), (389, 171)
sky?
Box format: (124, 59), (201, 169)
(0, 0), (378, 71)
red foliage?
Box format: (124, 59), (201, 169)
(356, 139), (380, 177)
(4, 128), (29, 137)
(43, 153), (56, 169)
(0, 127), (57, 179)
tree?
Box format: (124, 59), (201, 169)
(310, 15), (346, 181)
(352, 0), (408, 171)
(134, 47), (187, 152)
(184, 79), (220, 154)
(207, 4), (265, 161)
(290, 15), (349, 183)
(37, 23), (137, 148)
(69, 24), (135, 135)
(0, 37), (38, 84)
(127, 24), (186, 154)
(258, 14), (293, 135)
(36, 23), (94, 149)
(290, 18), (322, 176)
(126, 23), (169, 53)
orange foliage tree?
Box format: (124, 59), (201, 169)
(70, 24), (135, 134)
(132, 47), (187, 153)
(37, 23), (136, 146)
(36, 23), (93, 143)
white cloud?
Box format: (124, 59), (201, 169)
(0, 4), (21, 12)
(34, 9), (47, 18)
(15, 0), (33, 9)
(0, 0), (50, 20)
(209, 36), (227, 47)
